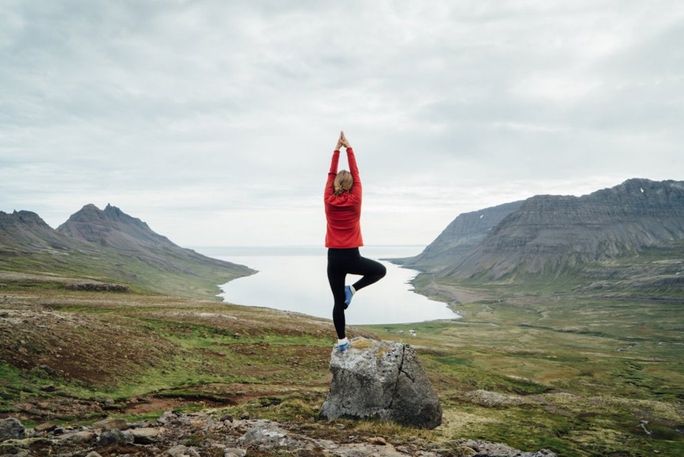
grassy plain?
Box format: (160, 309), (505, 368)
(0, 266), (682, 456)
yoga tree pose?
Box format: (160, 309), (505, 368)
(324, 131), (386, 352)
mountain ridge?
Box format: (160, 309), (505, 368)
(398, 178), (684, 281)
(0, 203), (255, 299)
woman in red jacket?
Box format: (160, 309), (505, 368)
(324, 131), (386, 352)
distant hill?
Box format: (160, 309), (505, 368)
(398, 178), (684, 282)
(0, 204), (255, 299)
(393, 200), (524, 273)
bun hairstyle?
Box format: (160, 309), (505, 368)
(334, 170), (353, 195)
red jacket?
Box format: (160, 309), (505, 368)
(324, 147), (363, 248)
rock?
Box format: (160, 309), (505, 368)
(0, 417), (25, 441)
(334, 442), (416, 456)
(59, 430), (96, 444)
(320, 337), (442, 428)
(0, 447), (30, 457)
(92, 417), (129, 431)
(86, 452), (103, 457)
(128, 426), (164, 444)
(368, 436), (387, 445)
(223, 448), (247, 457)
(237, 420), (306, 451)
(157, 410), (178, 425)
(459, 439), (557, 457)
(33, 422), (56, 433)
(165, 444), (201, 457)
(97, 429), (133, 446)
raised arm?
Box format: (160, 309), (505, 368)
(324, 149), (340, 198)
(346, 147), (362, 198)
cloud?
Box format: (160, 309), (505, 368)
(1, 0), (682, 246)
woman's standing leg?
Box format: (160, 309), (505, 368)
(327, 251), (348, 339)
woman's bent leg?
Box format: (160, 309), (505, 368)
(349, 255), (387, 291)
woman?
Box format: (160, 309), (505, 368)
(324, 131), (386, 352)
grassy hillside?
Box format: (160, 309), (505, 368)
(0, 248), (252, 300)
(389, 246), (684, 455)
(1, 276), (681, 456)
(0, 205), (255, 300)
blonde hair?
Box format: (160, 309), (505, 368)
(334, 170), (353, 195)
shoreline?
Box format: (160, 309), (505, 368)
(216, 255), (464, 326)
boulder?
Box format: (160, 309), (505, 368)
(320, 337), (442, 428)
(0, 417), (25, 441)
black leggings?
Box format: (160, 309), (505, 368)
(327, 247), (387, 339)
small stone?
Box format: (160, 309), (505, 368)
(92, 417), (129, 431)
(459, 439), (557, 457)
(238, 420), (301, 450)
(0, 417), (25, 441)
(34, 422), (56, 433)
(239, 412), (250, 420)
(0, 449), (29, 457)
(165, 444), (201, 457)
(220, 414), (234, 422)
(157, 410), (178, 425)
(86, 452), (103, 457)
(128, 426), (164, 444)
(368, 436), (387, 445)
(224, 448), (247, 457)
(60, 430), (96, 444)
(97, 429), (133, 446)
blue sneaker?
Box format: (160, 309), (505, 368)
(344, 285), (354, 308)
(336, 340), (351, 352)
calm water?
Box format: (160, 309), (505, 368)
(195, 246), (459, 325)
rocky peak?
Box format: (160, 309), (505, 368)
(0, 210), (50, 228)
(103, 203), (127, 219)
(59, 204), (154, 237)
(65, 204), (105, 222)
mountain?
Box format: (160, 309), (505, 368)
(394, 200), (524, 273)
(0, 204), (255, 298)
(56, 203), (238, 275)
(400, 178), (684, 281)
(0, 210), (89, 255)
(57, 203), (175, 250)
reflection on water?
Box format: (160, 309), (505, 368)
(198, 246), (460, 325)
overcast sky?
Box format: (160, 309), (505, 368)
(1, 0), (682, 247)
